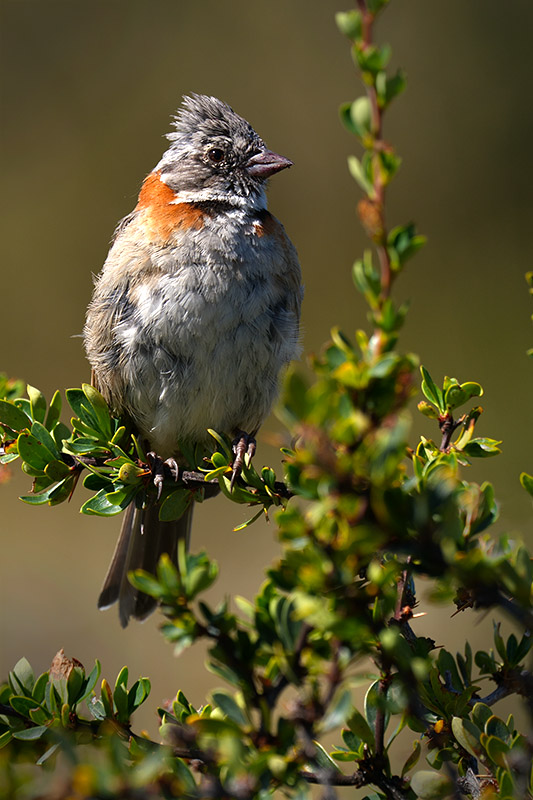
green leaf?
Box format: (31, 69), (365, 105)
(66, 388), (94, 423)
(379, 149), (402, 185)
(233, 507), (265, 531)
(29, 705), (50, 725)
(410, 771), (453, 799)
(33, 672), (49, 704)
(49, 476), (77, 506)
(31, 421), (59, 458)
(9, 657), (35, 696)
(127, 677), (151, 714)
(445, 381), (483, 411)
(261, 466), (276, 490)
(367, 0), (390, 12)
(113, 682), (129, 723)
(271, 594), (301, 651)
(186, 560), (218, 599)
(365, 680), (389, 740)
(485, 715), (510, 741)
(27, 385), (47, 423)
(157, 553), (181, 595)
(321, 689), (352, 732)
(387, 223), (426, 270)
(44, 459), (71, 481)
(13, 725), (49, 741)
(67, 666), (85, 706)
(17, 432), (56, 470)
(44, 681), (58, 715)
(520, 472), (533, 497)
(82, 383), (112, 439)
(0, 452), (19, 464)
(459, 381), (483, 401)
(207, 428), (232, 459)
(347, 155), (374, 196)
(0, 399), (31, 433)
(417, 401), (439, 420)
(0, 731), (13, 749)
(44, 390), (62, 431)
(347, 709), (375, 747)
(353, 42), (391, 75)
(63, 436), (109, 456)
(376, 68), (407, 108)
(451, 716), (482, 758)
(461, 438), (501, 458)
(513, 626), (532, 663)
(84, 472), (113, 492)
(36, 743), (60, 765)
(420, 367), (444, 412)
(71, 417), (105, 440)
(114, 665), (128, 692)
(172, 757), (198, 794)
(211, 690), (248, 727)
(80, 488), (123, 516)
(105, 484), (138, 509)
(348, 97), (373, 139)
(308, 741), (342, 773)
(401, 740), (421, 777)
(10, 695), (44, 716)
(353, 251), (381, 305)
(53, 422), (72, 450)
(128, 571), (162, 598)
(159, 489), (192, 522)
(76, 660), (101, 705)
(481, 734), (509, 767)
(493, 622), (506, 661)
(335, 10), (362, 39)
(330, 747), (358, 762)
(100, 679), (114, 718)
(205, 660), (240, 687)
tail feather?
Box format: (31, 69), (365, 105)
(98, 502), (193, 627)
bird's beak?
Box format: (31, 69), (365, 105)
(246, 150), (293, 178)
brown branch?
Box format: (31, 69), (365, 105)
(394, 556), (413, 621)
(300, 769), (364, 787)
(71, 447), (294, 502)
(438, 413), (464, 452)
(356, 0), (374, 49)
(301, 768), (408, 800)
(356, 0), (393, 334)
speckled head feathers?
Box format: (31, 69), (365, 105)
(167, 94), (262, 151)
(156, 94), (292, 207)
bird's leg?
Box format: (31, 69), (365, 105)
(146, 452), (179, 500)
(230, 431), (256, 491)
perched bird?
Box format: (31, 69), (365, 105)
(84, 94), (302, 626)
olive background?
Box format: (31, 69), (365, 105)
(2, 0), (533, 742)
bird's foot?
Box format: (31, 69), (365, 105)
(146, 452), (179, 500)
(230, 432), (256, 491)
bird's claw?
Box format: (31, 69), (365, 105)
(164, 457), (180, 482)
(230, 432), (256, 491)
(147, 452), (179, 500)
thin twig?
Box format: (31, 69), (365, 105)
(300, 769), (363, 787)
(356, 0), (393, 329)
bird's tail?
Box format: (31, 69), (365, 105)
(98, 502), (193, 627)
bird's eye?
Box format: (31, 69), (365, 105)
(207, 147), (225, 164)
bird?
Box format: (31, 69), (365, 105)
(84, 94), (302, 627)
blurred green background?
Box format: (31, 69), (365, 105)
(2, 0), (533, 740)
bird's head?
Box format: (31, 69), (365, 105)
(156, 94), (292, 208)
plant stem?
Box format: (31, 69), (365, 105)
(356, 0), (392, 308)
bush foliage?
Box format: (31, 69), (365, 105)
(2, 3), (533, 799)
